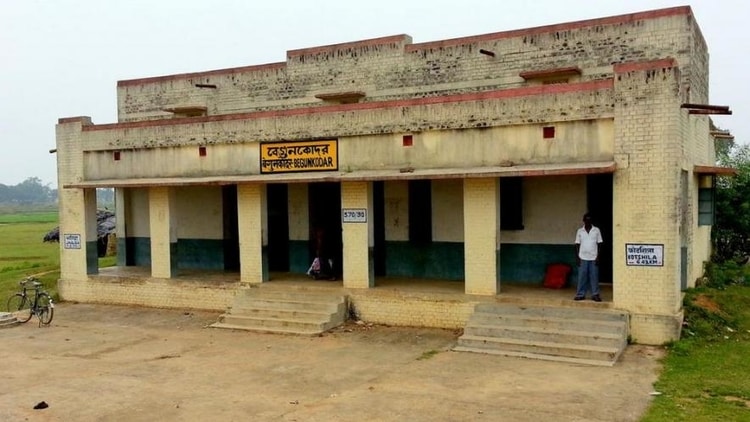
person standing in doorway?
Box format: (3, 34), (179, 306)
(574, 213), (603, 302)
(312, 226), (336, 281)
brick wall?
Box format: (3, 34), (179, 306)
(58, 276), (477, 329)
(115, 8), (697, 124)
(58, 277), (237, 311)
(612, 60), (684, 342)
(350, 293), (475, 329)
(78, 88), (615, 183)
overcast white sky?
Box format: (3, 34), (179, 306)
(1, 0), (745, 187)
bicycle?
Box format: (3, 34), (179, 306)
(6, 277), (54, 326)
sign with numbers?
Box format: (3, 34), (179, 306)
(63, 234), (82, 249)
(342, 208), (367, 223)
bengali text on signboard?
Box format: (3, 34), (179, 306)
(63, 234), (82, 249)
(260, 140), (338, 174)
(626, 243), (664, 266)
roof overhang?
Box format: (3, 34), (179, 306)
(64, 161), (616, 189)
(693, 165), (738, 176)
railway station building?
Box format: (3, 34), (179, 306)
(55, 6), (733, 344)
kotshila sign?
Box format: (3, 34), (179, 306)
(626, 244), (664, 266)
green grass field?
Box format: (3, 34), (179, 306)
(642, 282), (750, 421)
(0, 211), (61, 300)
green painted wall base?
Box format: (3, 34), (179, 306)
(124, 237), (222, 271)
(131, 237), (151, 266)
(289, 240), (311, 274)
(385, 241), (464, 280)
(86, 241), (99, 275)
(117, 238), (128, 267)
(121, 237), (575, 285)
(499, 243), (576, 285)
(177, 239), (224, 270)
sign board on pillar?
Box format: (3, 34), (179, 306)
(626, 243), (664, 266)
(63, 234), (82, 249)
(342, 208), (367, 223)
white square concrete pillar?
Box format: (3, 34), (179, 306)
(58, 188), (99, 277)
(342, 181), (374, 288)
(58, 190), (87, 278)
(149, 187), (177, 278)
(463, 178), (500, 295)
(238, 184), (268, 285)
(56, 117), (97, 280)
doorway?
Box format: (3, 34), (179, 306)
(222, 185), (240, 271)
(308, 183), (342, 277)
(587, 174), (613, 283)
(267, 184), (290, 272)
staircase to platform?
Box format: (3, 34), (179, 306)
(454, 303), (629, 366)
(0, 312), (19, 328)
(210, 288), (347, 336)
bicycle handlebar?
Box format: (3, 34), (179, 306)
(19, 277), (42, 287)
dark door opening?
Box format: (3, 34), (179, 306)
(308, 183), (342, 277)
(587, 174), (613, 283)
(374, 181), (386, 276)
(222, 185), (240, 271)
(267, 184), (290, 272)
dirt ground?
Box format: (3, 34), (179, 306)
(1, 303), (664, 422)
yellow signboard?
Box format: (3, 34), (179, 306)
(260, 140), (338, 174)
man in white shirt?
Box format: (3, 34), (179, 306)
(574, 213), (603, 302)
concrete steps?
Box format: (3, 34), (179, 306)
(0, 312), (19, 328)
(454, 303), (629, 366)
(210, 288), (347, 335)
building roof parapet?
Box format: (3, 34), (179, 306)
(114, 7), (691, 88)
(117, 62), (287, 87)
(405, 6), (692, 52)
(286, 34), (411, 58)
(57, 116), (93, 125)
(85, 79), (613, 132)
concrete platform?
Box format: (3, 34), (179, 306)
(0, 312), (19, 328)
(90, 266), (614, 308)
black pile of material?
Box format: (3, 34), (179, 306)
(43, 210), (115, 242)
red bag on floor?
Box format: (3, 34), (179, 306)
(543, 263), (572, 289)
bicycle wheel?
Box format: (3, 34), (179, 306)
(36, 293), (54, 326)
(7, 294), (32, 323)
